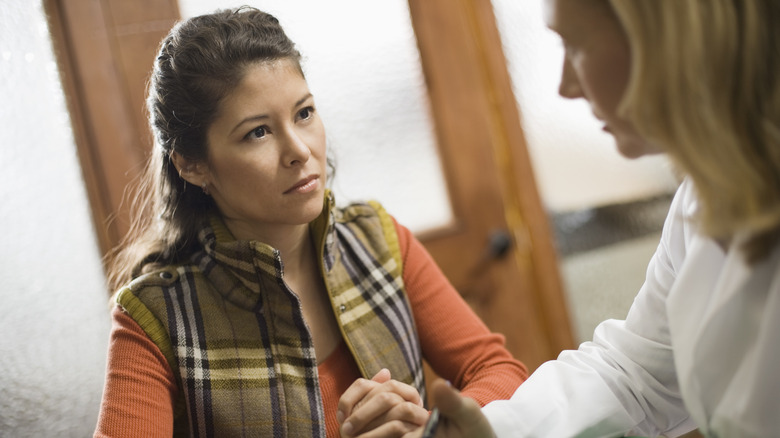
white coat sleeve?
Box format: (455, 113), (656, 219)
(483, 181), (698, 437)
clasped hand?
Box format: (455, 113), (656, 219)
(338, 368), (429, 437)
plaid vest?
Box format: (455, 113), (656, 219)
(116, 193), (425, 437)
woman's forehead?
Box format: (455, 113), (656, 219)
(544, 0), (617, 36)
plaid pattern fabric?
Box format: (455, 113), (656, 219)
(118, 193), (425, 437)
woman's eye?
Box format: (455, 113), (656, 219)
(298, 107), (314, 120)
(246, 126), (267, 140)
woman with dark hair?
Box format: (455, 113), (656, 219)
(93, 7), (526, 437)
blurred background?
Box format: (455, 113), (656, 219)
(0, 0), (679, 435)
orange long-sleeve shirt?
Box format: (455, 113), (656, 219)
(95, 219), (527, 437)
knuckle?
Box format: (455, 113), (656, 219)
(367, 419), (417, 437)
(376, 391), (397, 405)
(386, 421), (408, 434)
(399, 401), (417, 415)
(395, 401), (423, 420)
(387, 380), (406, 391)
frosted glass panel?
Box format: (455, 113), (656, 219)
(491, 0), (679, 213)
(1, 0), (110, 435)
(178, 1), (453, 234)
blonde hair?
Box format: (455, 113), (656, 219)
(610, 0), (780, 262)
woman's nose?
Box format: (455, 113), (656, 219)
(558, 58), (582, 99)
(280, 128), (311, 166)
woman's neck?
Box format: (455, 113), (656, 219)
(223, 218), (312, 261)
(715, 235), (732, 254)
(221, 216), (338, 361)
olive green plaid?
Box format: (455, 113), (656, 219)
(118, 194), (425, 437)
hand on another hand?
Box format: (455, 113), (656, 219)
(401, 379), (496, 438)
(338, 368), (429, 437)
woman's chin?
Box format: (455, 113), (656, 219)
(614, 137), (659, 159)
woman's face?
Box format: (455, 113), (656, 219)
(200, 59), (328, 241)
(544, 0), (661, 158)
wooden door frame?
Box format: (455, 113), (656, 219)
(46, 0), (574, 369)
(44, 0), (179, 258)
(408, 0), (574, 366)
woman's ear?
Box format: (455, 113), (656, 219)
(171, 151), (209, 187)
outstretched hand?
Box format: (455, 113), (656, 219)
(402, 379), (496, 438)
(338, 368), (429, 437)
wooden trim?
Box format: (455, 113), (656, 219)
(465, 0), (575, 354)
(45, 0), (118, 257)
(408, 0), (574, 367)
(44, 0), (179, 263)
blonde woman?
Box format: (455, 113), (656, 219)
(384, 0), (780, 437)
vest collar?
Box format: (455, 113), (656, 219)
(195, 191), (337, 307)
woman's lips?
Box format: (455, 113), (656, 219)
(284, 175), (319, 194)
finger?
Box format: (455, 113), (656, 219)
(346, 420), (420, 438)
(338, 377), (382, 422)
(342, 391), (405, 435)
(430, 379), (464, 414)
(342, 392), (427, 436)
(346, 377), (424, 426)
(401, 429), (424, 438)
(361, 379), (422, 407)
(430, 379), (494, 437)
(371, 368), (392, 383)
(338, 368), (392, 423)
(345, 379), (424, 431)
(359, 397), (429, 433)
(400, 425), (425, 438)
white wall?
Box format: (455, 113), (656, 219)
(0, 1), (111, 436)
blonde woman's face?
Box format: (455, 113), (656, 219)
(544, 0), (661, 158)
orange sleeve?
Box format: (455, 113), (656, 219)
(394, 218), (528, 406)
(94, 306), (177, 438)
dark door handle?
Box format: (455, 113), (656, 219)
(461, 229), (514, 298)
(486, 229), (512, 259)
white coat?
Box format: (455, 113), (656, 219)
(483, 178), (780, 437)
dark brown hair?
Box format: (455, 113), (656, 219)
(106, 7), (302, 291)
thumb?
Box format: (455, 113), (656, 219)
(431, 379), (462, 414)
(371, 368), (392, 383)
(431, 379), (494, 436)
